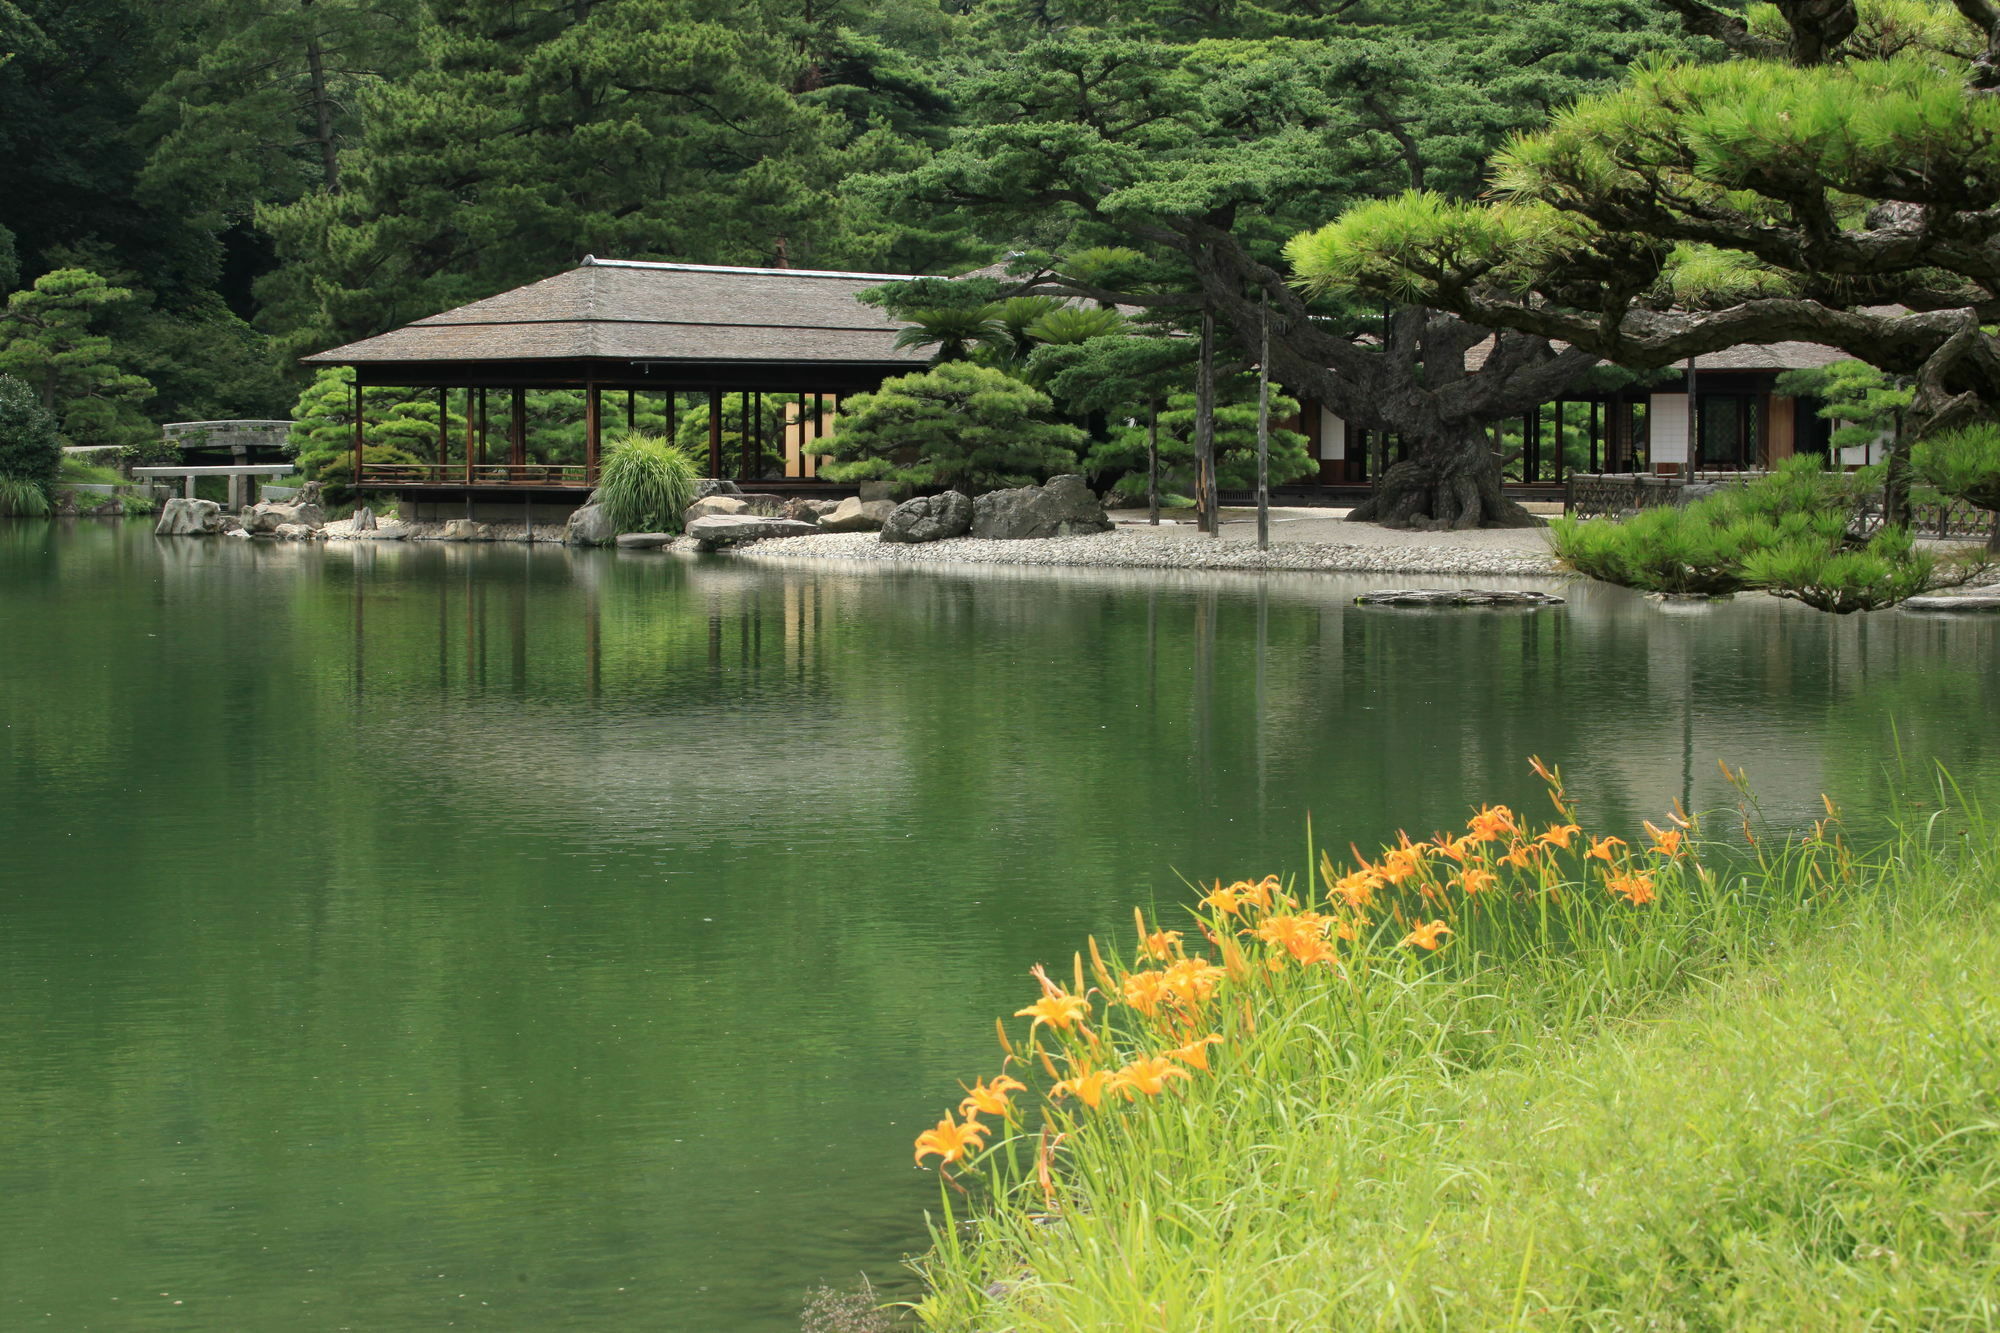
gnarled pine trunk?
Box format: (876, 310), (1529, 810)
(1345, 427), (1539, 530)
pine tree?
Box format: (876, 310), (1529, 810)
(0, 269), (155, 448)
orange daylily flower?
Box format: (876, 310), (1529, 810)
(1466, 804), (1519, 843)
(1457, 867), (1498, 895)
(1400, 919), (1453, 951)
(1498, 842), (1541, 871)
(1537, 822), (1582, 850)
(1333, 914), (1365, 942)
(1166, 1034), (1224, 1070)
(1584, 835), (1627, 863)
(1161, 957), (1227, 1007)
(1140, 929), (1183, 961)
(1051, 1060), (1112, 1110)
(1331, 867), (1382, 909)
(1642, 820), (1685, 858)
(1241, 876), (1280, 911)
(1432, 832), (1479, 864)
(1606, 870), (1656, 905)
(1110, 1055), (1190, 1099)
(1121, 968), (1170, 1017)
(1015, 979), (1091, 1032)
(1202, 882), (1244, 916)
(914, 1114), (989, 1168)
(958, 1074), (1028, 1119)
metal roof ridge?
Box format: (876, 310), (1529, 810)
(579, 255), (919, 281)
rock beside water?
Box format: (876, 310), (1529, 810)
(687, 515), (819, 548)
(155, 497), (225, 536)
(439, 518), (491, 541)
(614, 531), (676, 549)
(564, 504), (616, 546)
(817, 496), (897, 532)
(970, 475), (1113, 540)
(1355, 588), (1565, 608)
(882, 491), (973, 544)
(1902, 587), (2000, 612)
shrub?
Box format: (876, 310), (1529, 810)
(1912, 425), (2000, 550)
(594, 434), (700, 534)
(0, 372), (62, 494)
(821, 362), (1086, 496)
(119, 492), (158, 517)
(1550, 457), (1965, 611)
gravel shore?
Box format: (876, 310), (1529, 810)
(721, 514), (1561, 578)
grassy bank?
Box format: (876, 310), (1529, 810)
(908, 765), (2000, 1329)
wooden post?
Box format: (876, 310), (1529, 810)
(463, 387), (475, 484)
(1255, 297), (1270, 551)
(1590, 399), (1601, 473)
(1195, 309), (1217, 536)
(584, 383), (601, 484)
(667, 391), (678, 446)
(352, 375), (365, 492)
(626, 389), (636, 434)
(478, 387), (489, 470)
(708, 387), (723, 478)
(1684, 355), (1699, 477)
(1147, 402), (1160, 526)
(436, 388), (447, 470)
(510, 387), (526, 467)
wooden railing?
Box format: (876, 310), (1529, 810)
(362, 462), (592, 488)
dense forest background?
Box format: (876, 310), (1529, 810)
(0, 0), (1698, 450)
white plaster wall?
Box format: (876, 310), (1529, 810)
(1649, 393), (1689, 465)
(1318, 407), (1346, 460)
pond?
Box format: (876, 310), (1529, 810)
(2, 521), (1996, 1330)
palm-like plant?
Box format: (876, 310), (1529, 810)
(1025, 307), (1127, 347)
(891, 305), (1008, 364)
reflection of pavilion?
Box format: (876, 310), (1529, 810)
(303, 258), (929, 520)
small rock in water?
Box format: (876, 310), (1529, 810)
(613, 531), (675, 549)
(1354, 588), (1565, 607)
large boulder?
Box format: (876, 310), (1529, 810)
(564, 503), (616, 546)
(881, 491), (973, 544)
(778, 497), (823, 525)
(969, 475), (1113, 540)
(685, 495), (748, 523)
(351, 505), (377, 532)
(439, 518), (490, 541)
(817, 496), (898, 533)
(691, 478), (742, 502)
(243, 500), (325, 534)
(154, 497), (225, 536)
(687, 515), (818, 549)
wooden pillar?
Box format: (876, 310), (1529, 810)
(1589, 399), (1601, 473)
(584, 383), (601, 484)
(477, 387), (489, 469)
(463, 387), (475, 484)
(1195, 310), (1217, 535)
(626, 389), (636, 434)
(352, 376), (365, 491)
(436, 388), (447, 469)
(510, 387), (526, 467)
(707, 387), (723, 478)
(667, 391), (678, 445)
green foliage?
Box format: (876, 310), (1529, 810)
(0, 269), (154, 449)
(1551, 458), (1954, 610)
(593, 435), (701, 535)
(286, 368), (461, 482)
(892, 305), (1009, 364)
(1095, 376), (1311, 493)
(0, 373), (64, 491)
(821, 362), (1086, 495)
(1912, 425), (2000, 513)
(0, 476), (51, 517)
(1023, 307), (1125, 346)
(119, 491), (158, 517)
(312, 443), (423, 509)
(1775, 360), (1912, 453)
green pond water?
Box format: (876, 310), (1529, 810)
(3, 521), (1997, 1330)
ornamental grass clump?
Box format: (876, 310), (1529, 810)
(594, 433), (700, 534)
(906, 758), (2000, 1328)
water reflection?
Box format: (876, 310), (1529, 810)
(0, 523), (1995, 1330)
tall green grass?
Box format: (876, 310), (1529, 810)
(910, 768), (2000, 1329)
(595, 433), (701, 534)
(0, 476), (50, 517)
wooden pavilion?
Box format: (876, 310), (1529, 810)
(302, 257), (928, 517)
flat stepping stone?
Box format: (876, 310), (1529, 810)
(1356, 588), (1565, 607)
(614, 531), (676, 549)
(687, 514), (819, 549)
(1902, 588), (2000, 611)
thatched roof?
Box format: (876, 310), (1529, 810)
(302, 258), (928, 368)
